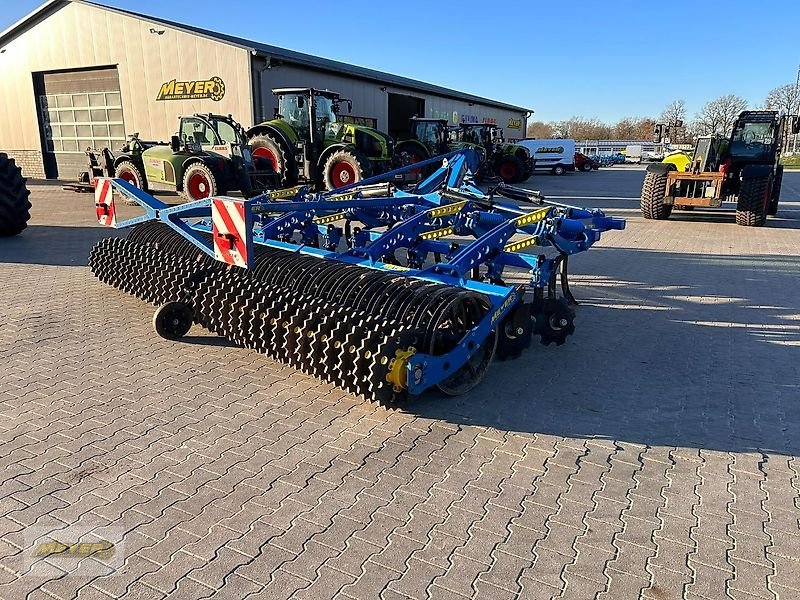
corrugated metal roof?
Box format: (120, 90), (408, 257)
(0, 0), (532, 114)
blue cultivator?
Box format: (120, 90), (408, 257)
(89, 149), (624, 405)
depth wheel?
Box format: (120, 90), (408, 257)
(429, 294), (496, 396)
(153, 302), (193, 340)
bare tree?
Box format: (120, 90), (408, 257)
(659, 100), (688, 142)
(694, 94), (748, 135)
(659, 100), (687, 124)
(765, 83), (800, 115)
(526, 121), (555, 138)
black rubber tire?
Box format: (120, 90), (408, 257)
(181, 163), (218, 201)
(114, 160), (148, 205)
(582, 161), (593, 172)
(768, 165), (783, 216)
(153, 302), (193, 340)
(114, 160), (147, 190)
(249, 133), (297, 187)
(0, 153), (31, 237)
(736, 175), (771, 227)
(323, 149), (371, 190)
(552, 165), (566, 176)
(497, 155), (526, 184)
(640, 170), (672, 220)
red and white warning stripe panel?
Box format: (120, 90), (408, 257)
(94, 178), (116, 226)
(211, 197), (252, 268)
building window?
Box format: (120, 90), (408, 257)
(39, 92), (125, 153)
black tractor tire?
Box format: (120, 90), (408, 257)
(249, 133), (297, 187)
(581, 161), (593, 172)
(114, 160), (147, 189)
(497, 155), (526, 184)
(181, 163), (218, 201)
(768, 165), (783, 216)
(736, 175), (771, 227)
(323, 149), (371, 190)
(0, 153), (32, 237)
(114, 160), (147, 205)
(640, 170), (672, 220)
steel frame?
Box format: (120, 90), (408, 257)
(95, 149), (624, 394)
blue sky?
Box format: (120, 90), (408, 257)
(3, 0), (799, 123)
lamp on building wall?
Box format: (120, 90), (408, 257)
(149, 27), (165, 35)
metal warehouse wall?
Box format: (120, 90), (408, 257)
(253, 60), (527, 141)
(0, 1), (252, 177)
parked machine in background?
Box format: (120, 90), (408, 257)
(517, 139), (576, 175)
(73, 114), (276, 200)
(451, 123), (533, 183)
(247, 88), (399, 190)
(641, 110), (800, 226)
(574, 152), (599, 172)
(624, 144), (643, 163)
(394, 117), (453, 174)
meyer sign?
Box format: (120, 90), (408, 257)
(157, 76), (225, 102)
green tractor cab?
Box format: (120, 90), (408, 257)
(112, 114), (277, 201)
(247, 88), (397, 189)
(395, 117), (485, 177)
(453, 123), (533, 184)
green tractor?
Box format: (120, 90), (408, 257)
(111, 113), (276, 200)
(452, 123), (533, 184)
(247, 88), (396, 190)
(395, 117), (462, 175)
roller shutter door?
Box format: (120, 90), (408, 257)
(36, 67), (125, 178)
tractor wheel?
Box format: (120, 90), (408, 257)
(736, 174), (771, 227)
(395, 142), (429, 177)
(768, 165), (783, 216)
(249, 133), (297, 187)
(582, 161), (593, 172)
(497, 155), (526, 184)
(323, 150), (370, 190)
(114, 160), (147, 205)
(181, 163), (218, 201)
(0, 153), (31, 237)
(640, 170), (672, 220)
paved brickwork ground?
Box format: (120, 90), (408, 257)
(1, 172), (799, 600)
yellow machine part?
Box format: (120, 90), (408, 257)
(663, 151), (691, 172)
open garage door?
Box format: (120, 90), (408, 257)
(34, 67), (125, 179)
(388, 93), (424, 141)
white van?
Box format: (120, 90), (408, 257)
(517, 139), (576, 175)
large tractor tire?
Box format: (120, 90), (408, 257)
(768, 165), (783, 216)
(250, 133), (297, 187)
(114, 160), (147, 190)
(736, 173), (771, 227)
(640, 167), (673, 220)
(323, 150), (370, 190)
(0, 153), (31, 237)
(181, 163), (218, 201)
(114, 160), (147, 205)
(395, 142), (430, 178)
(497, 155), (526, 184)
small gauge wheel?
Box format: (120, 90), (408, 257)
(153, 302), (193, 340)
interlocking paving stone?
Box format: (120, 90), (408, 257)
(2, 176), (800, 599)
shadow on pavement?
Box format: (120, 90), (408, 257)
(0, 225), (125, 267)
(409, 248), (800, 456)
